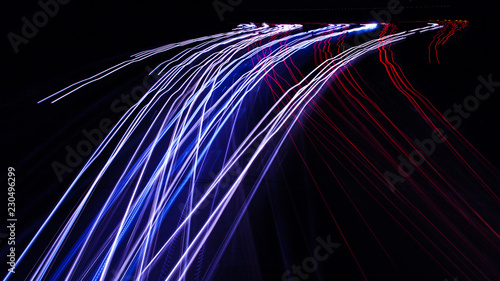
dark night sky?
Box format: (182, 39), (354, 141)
(2, 0), (500, 280)
(3, 0), (499, 97)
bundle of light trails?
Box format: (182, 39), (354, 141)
(6, 21), (500, 281)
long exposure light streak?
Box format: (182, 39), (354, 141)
(6, 21), (499, 281)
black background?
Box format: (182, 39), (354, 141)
(2, 0), (500, 280)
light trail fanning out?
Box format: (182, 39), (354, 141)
(6, 21), (500, 281)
